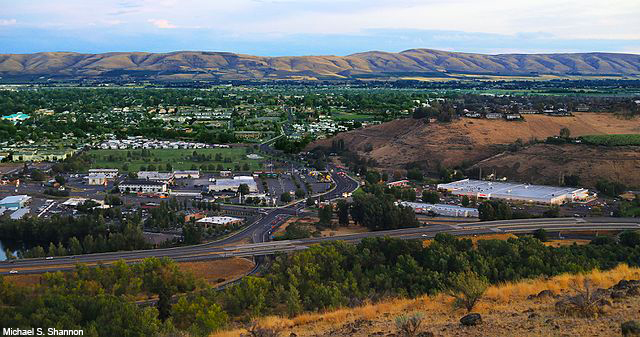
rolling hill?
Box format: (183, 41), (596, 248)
(1, 49), (639, 81)
(310, 112), (640, 188)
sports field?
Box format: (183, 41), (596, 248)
(86, 147), (267, 172)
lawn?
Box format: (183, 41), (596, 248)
(580, 134), (640, 146)
(87, 147), (267, 172)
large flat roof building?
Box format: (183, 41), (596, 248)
(88, 169), (119, 179)
(0, 195), (31, 210)
(196, 216), (244, 229)
(437, 179), (591, 205)
(119, 179), (167, 194)
(137, 171), (175, 184)
(208, 176), (258, 193)
(399, 201), (479, 218)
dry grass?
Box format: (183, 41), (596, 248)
(178, 258), (255, 286)
(544, 239), (591, 247)
(3, 274), (42, 287)
(211, 264), (640, 337)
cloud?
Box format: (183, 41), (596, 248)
(148, 19), (176, 29)
(0, 19), (17, 26)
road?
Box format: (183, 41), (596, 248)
(2, 215), (639, 275)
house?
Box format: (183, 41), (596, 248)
(196, 216), (244, 229)
(87, 173), (108, 185)
(0, 195), (31, 210)
(88, 168), (119, 179)
(485, 113), (504, 119)
(505, 113), (522, 120)
(386, 180), (410, 188)
(219, 170), (233, 177)
(173, 170), (200, 179)
(118, 179), (167, 194)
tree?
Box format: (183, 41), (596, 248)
(286, 286), (303, 317)
(619, 230), (640, 247)
(422, 191), (440, 204)
(172, 296), (228, 337)
(461, 195), (470, 207)
(336, 199), (350, 226)
(533, 228), (549, 242)
(238, 183), (250, 202)
(280, 192), (292, 203)
(54, 175), (66, 185)
(560, 127), (571, 138)
(31, 170), (45, 181)
(318, 204), (333, 226)
(449, 271), (488, 312)
(68, 236), (83, 255)
(165, 162), (173, 171)
(295, 188), (306, 198)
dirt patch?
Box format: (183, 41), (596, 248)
(178, 257), (255, 286)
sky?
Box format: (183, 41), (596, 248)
(1, 0), (639, 56)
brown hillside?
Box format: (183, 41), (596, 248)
(212, 264), (640, 337)
(473, 143), (640, 188)
(1, 49), (639, 80)
(310, 112), (640, 176)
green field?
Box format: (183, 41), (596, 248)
(333, 113), (375, 121)
(87, 148), (267, 172)
(580, 134), (640, 146)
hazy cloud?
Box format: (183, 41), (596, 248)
(148, 19), (177, 29)
(0, 19), (17, 26)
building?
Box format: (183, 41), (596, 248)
(87, 173), (108, 185)
(386, 180), (410, 188)
(208, 176), (258, 193)
(118, 179), (167, 194)
(2, 113), (30, 124)
(10, 207), (30, 220)
(0, 195), (31, 210)
(173, 170), (200, 179)
(137, 171), (175, 184)
(399, 201), (479, 218)
(196, 216), (244, 229)
(88, 168), (119, 179)
(437, 179), (591, 205)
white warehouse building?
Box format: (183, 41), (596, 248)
(208, 176), (258, 193)
(118, 179), (168, 194)
(399, 201), (479, 218)
(437, 179), (591, 205)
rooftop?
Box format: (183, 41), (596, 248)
(196, 216), (243, 225)
(0, 195), (31, 204)
(438, 179), (587, 200)
(120, 179), (167, 186)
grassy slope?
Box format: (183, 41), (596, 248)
(212, 264), (640, 337)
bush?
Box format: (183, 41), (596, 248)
(555, 279), (607, 318)
(449, 271), (488, 312)
(395, 312), (425, 337)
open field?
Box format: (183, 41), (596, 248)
(86, 147), (267, 172)
(310, 112), (640, 176)
(211, 264), (640, 337)
(580, 134), (640, 146)
(177, 257), (255, 286)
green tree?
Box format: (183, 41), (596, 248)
(280, 192), (293, 203)
(172, 296), (228, 337)
(422, 191), (439, 204)
(68, 237), (83, 255)
(336, 199), (350, 226)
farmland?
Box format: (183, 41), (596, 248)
(580, 134), (640, 146)
(86, 147), (268, 172)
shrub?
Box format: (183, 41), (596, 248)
(449, 271), (488, 312)
(555, 279), (607, 318)
(395, 312), (425, 337)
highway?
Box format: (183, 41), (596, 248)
(1, 163), (638, 276)
(2, 214), (639, 275)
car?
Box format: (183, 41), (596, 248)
(421, 234), (428, 237)
(9, 270), (18, 274)
(45, 256), (53, 260)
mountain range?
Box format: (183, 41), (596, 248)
(1, 49), (639, 81)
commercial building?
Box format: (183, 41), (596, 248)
(0, 195), (31, 210)
(137, 171), (175, 184)
(88, 169), (119, 179)
(173, 170), (200, 179)
(87, 173), (108, 185)
(399, 201), (479, 218)
(437, 179), (591, 205)
(118, 179), (167, 194)
(196, 216), (244, 229)
(208, 176), (258, 193)
(10, 207), (30, 220)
